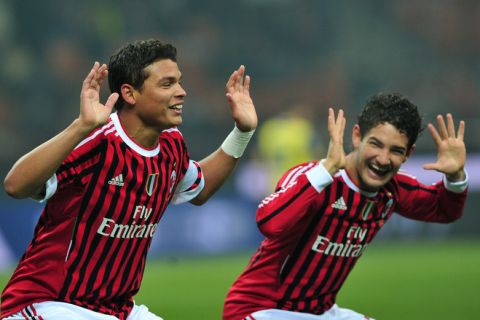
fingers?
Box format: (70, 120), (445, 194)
(457, 120), (465, 141)
(83, 62), (108, 91)
(437, 114), (448, 139)
(104, 92), (119, 110)
(446, 113), (455, 138)
(235, 65), (245, 91)
(427, 123), (442, 146)
(430, 113), (465, 142)
(244, 75), (251, 94)
(82, 62), (99, 88)
(328, 107), (345, 142)
(226, 65), (248, 93)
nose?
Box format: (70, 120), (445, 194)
(376, 150), (391, 167)
(176, 83), (187, 98)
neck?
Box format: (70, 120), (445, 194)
(118, 111), (160, 149)
(344, 152), (360, 187)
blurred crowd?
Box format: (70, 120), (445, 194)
(0, 0), (479, 189)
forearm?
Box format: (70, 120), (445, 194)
(4, 119), (92, 199)
(190, 148), (238, 205)
(190, 126), (255, 205)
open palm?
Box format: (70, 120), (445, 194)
(79, 62), (119, 132)
(225, 65), (258, 132)
(423, 114), (466, 181)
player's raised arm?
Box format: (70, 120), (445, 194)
(225, 65), (258, 132)
(190, 65), (257, 205)
(322, 107), (346, 176)
(3, 62), (118, 199)
(423, 113), (466, 182)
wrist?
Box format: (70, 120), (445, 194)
(446, 169), (466, 182)
(72, 118), (97, 137)
(221, 125), (255, 158)
(321, 159), (341, 176)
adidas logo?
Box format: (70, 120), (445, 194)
(108, 174), (124, 186)
(331, 196), (347, 210)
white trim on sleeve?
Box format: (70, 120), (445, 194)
(443, 170), (468, 194)
(305, 160), (334, 193)
(33, 174), (58, 203)
(171, 160), (205, 204)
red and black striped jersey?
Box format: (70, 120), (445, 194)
(1, 113), (204, 319)
(223, 161), (467, 319)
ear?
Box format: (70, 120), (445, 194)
(120, 84), (137, 105)
(352, 124), (362, 149)
(404, 144), (416, 162)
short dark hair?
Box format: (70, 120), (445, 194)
(358, 92), (424, 150)
(108, 39), (178, 111)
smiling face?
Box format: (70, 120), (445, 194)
(348, 122), (412, 192)
(129, 59), (186, 130)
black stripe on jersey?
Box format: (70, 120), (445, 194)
(278, 211), (335, 310)
(57, 144), (103, 178)
(58, 140), (114, 300)
(289, 184), (347, 308)
(298, 184), (356, 300)
(317, 192), (373, 298)
(71, 149), (122, 298)
(84, 144), (132, 298)
(23, 305), (35, 319)
(386, 180), (398, 196)
(278, 186), (332, 285)
(398, 181), (436, 194)
(101, 144), (145, 300)
(94, 154), (140, 301)
(117, 155), (163, 297)
(351, 194), (369, 221)
(257, 184), (311, 227)
(184, 162), (202, 192)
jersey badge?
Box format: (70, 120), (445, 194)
(146, 173), (159, 196)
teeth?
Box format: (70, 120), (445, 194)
(370, 163), (389, 174)
(170, 104), (183, 110)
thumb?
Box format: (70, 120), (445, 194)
(105, 93), (119, 111)
(423, 162), (440, 171)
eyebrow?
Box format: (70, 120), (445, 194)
(157, 74), (182, 84)
(369, 137), (407, 153)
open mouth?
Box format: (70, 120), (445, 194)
(367, 162), (391, 177)
(168, 104), (183, 111)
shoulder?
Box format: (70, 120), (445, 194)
(74, 119), (116, 152)
(160, 126), (184, 141)
(276, 161), (318, 190)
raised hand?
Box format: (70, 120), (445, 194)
(79, 62), (119, 133)
(423, 114), (466, 182)
(225, 65), (258, 132)
(323, 108), (346, 175)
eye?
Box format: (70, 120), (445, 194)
(392, 149), (405, 156)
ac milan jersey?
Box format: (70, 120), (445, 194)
(1, 113), (204, 319)
(223, 161), (467, 319)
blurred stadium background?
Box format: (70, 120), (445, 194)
(0, 0), (479, 318)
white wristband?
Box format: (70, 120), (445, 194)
(221, 126), (255, 158)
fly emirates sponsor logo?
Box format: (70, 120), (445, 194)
(97, 205), (157, 239)
(311, 226), (368, 258)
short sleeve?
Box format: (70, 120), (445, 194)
(171, 160), (205, 204)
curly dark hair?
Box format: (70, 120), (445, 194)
(108, 39), (178, 111)
(358, 92), (424, 150)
